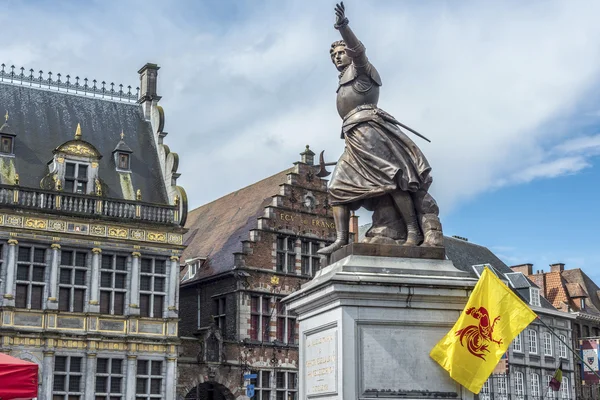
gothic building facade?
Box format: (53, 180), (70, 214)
(0, 63), (187, 399)
(177, 148), (335, 400)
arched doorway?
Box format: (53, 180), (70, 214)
(185, 382), (235, 400)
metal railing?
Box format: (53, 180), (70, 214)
(0, 185), (178, 225)
(0, 63), (139, 103)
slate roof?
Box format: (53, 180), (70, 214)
(181, 168), (292, 283)
(0, 82), (168, 204)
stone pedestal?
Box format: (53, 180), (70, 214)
(284, 251), (477, 400)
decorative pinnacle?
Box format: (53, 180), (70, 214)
(120, 131), (125, 140)
(75, 123), (82, 140)
(4, 110), (8, 122)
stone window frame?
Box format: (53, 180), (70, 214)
(275, 298), (297, 345)
(512, 333), (522, 352)
(250, 370), (271, 400)
(275, 371), (297, 400)
(139, 256), (167, 318)
(560, 376), (569, 399)
(250, 295), (271, 342)
(53, 354), (84, 399)
(100, 253), (129, 316)
(58, 249), (89, 313)
(559, 335), (568, 359)
(213, 296), (227, 337)
(0, 135), (13, 155)
(64, 160), (90, 194)
(497, 374), (507, 399)
(531, 372), (540, 399)
(135, 359), (164, 399)
(546, 374), (555, 399)
(543, 332), (553, 356)
(276, 236), (296, 273)
(480, 379), (491, 400)
(514, 371), (524, 400)
(528, 329), (538, 354)
(16, 245), (48, 310)
(95, 357), (125, 399)
(300, 240), (321, 277)
(117, 152), (130, 170)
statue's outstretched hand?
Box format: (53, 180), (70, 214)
(334, 2), (348, 28)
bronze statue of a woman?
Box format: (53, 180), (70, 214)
(319, 2), (443, 256)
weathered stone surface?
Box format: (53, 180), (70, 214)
(330, 242), (445, 264)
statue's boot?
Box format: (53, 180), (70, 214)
(317, 205), (350, 255)
(391, 191), (423, 246)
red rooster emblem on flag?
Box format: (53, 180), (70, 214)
(455, 306), (503, 360)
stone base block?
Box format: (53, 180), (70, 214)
(329, 243), (445, 265)
(284, 255), (476, 400)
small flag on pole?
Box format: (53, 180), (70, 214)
(430, 267), (537, 393)
(549, 367), (562, 391)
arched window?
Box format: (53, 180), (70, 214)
(515, 372), (524, 400)
(543, 332), (553, 356)
(529, 329), (538, 353)
(561, 377), (569, 399)
(531, 373), (540, 400)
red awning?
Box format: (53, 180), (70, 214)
(0, 353), (38, 400)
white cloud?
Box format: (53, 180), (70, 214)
(2, 0), (600, 214)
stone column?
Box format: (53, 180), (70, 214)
(84, 353), (97, 400)
(89, 248), (101, 313)
(167, 256), (179, 318)
(46, 243), (61, 310)
(129, 252), (141, 315)
(42, 350), (54, 400)
(165, 356), (177, 400)
(3, 239), (17, 306)
(125, 355), (137, 400)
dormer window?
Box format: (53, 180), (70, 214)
(530, 287), (541, 307)
(0, 136), (13, 154)
(118, 153), (130, 170)
(65, 162), (89, 194)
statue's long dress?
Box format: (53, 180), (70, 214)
(329, 59), (433, 206)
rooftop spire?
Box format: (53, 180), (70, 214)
(121, 131), (125, 140)
(4, 110), (8, 122)
(75, 123), (82, 140)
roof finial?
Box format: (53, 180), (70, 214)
(4, 110), (8, 123)
(75, 123), (82, 140)
(120, 130), (125, 140)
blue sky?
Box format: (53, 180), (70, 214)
(3, 0), (600, 280)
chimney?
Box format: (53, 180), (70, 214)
(550, 263), (565, 273)
(300, 145), (315, 165)
(349, 211), (359, 243)
(510, 263), (533, 276)
(138, 63), (161, 119)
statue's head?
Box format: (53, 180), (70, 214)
(330, 40), (351, 72)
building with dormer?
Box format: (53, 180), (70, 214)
(0, 62), (187, 399)
(177, 148), (335, 400)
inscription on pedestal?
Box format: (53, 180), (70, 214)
(305, 325), (338, 397)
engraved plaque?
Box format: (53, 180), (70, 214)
(138, 321), (164, 334)
(57, 316), (84, 329)
(305, 325), (337, 397)
(99, 319), (125, 332)
(13, 313), (43, 327)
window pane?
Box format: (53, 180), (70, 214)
(115, 256), (127, 270)
(100, 272), (112, 288)
(15, 284), (27, 308)
(141, 259), (152, 273)
(75, 253), (86, 267)
(150, 378), (161, 394)
(277, 237), (284, 250)
(100, 291), (111, 314)
(136, 378), (147, 394)
(61, 251), (73, 266)
(65, 179), (75, 193)
(112, 359), (122, 374)
(70, 357), (82, 372)
(111, 377), (122, 393)
(73, 289), (85, 312)
(114, 293), (125, 315)
(1, 136), (12, 153)
(102, 255), (112, 269)
(140, 294), (150, 317)
(287, 239), (295, 252)
(114, 273), (126, 289)
(251, 296), (259, 312)
(18, 247), (30, 262)
(262, 298), (270, 314)
(34, 248), (45, 263)
(32, 266), (45, 282)
(151, 361), (162, 376)
(65, 163), (76, 178)
(31, 286), (43, 309)
(96, 375), (107, 392)
(137, 360), (148, 375)
(60, 269), (71, 284)
(59, 288), (70, 311)
(17, 265), (29, 280)
(74, 270), (86, 286)
(140, 276), (151, 291)
(154, 260), (166, 274)
(153, 296), (164, 318)
(53, 374), (66, 391)
(154, 277), (165, 292)
(77, 165), (88, 180)
(54, 356), (67, 372)
(276, 372), (285, 388)
(97, 358), (108, 374)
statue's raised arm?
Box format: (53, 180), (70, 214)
(333, 2), (368, 70)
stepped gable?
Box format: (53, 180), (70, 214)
(182, 154), (333, 283)
(0, 80), (168, 203)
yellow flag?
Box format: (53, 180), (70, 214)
(430, 267), (537, 393)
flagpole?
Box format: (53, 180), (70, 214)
(535, 315), (600, 381)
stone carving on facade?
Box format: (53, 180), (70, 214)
(318, 2), (443, 256)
